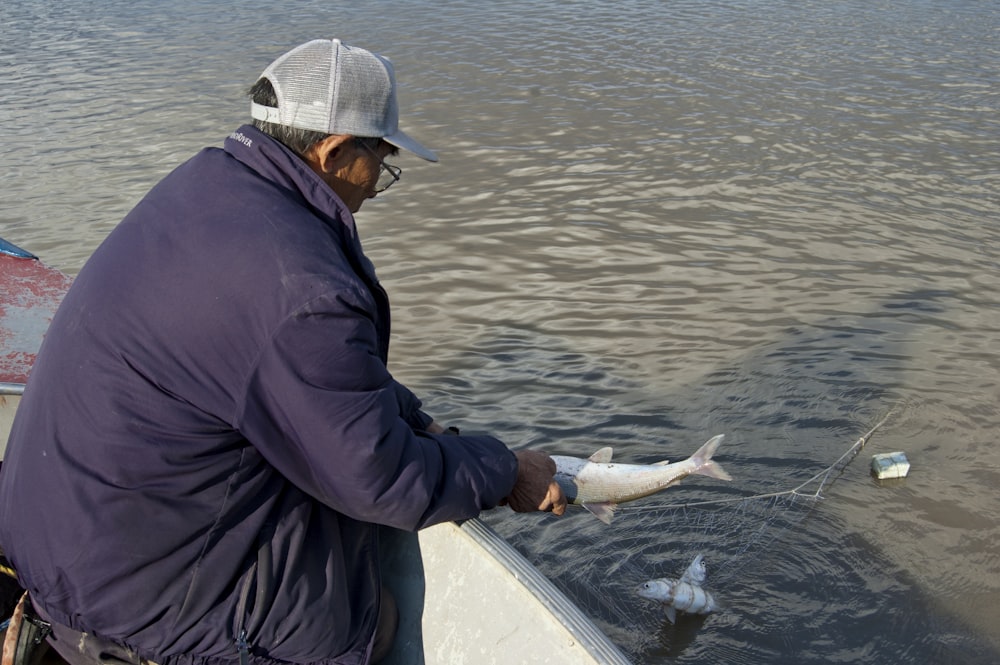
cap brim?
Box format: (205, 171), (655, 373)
(384, 128), (438, 162)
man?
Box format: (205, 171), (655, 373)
(0, 38), (566, 665)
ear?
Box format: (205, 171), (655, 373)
(303, 134), (355, 175)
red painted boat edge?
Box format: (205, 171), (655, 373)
(0, 239), (73, 385)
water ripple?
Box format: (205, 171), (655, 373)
(3, 1), (999, 662)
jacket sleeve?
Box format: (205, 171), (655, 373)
(391, 380), (435, 431)
(233, 289), (518, 531)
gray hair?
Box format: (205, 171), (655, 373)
(247, 78), (331, 157)
(247, 78), (394, 157)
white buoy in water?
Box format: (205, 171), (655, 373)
(871, 452), (910, 479)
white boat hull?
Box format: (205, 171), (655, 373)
(381, 519), (630, 665)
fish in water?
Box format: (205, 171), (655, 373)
(637, 554), (718, 624)
(550, 434), (731, 524)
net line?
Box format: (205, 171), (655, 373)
(541, 408), (898, 654)
(634, 407), (895, 514)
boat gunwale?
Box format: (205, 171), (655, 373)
(454, 517), (633, 664)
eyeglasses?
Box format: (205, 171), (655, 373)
(358, 140), (402, 193)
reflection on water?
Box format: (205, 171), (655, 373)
(2, 1), (998, 663)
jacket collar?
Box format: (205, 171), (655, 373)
(222, 124), (381, 287)
(223, 125), (356, 235)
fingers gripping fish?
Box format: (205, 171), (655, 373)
(550, 434), (731, 524)
(637, 554), (718, 624)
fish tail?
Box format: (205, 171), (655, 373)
(690, 434), (732, 481)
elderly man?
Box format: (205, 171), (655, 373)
(0, 39), (565, 665)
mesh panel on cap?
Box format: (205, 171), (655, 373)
(265, 40), (397, 137)
(334, 47), (398, 136)
(253, 39), (435, 159)
(267, 42), (335, 133)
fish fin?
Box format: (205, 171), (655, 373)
(698, 461), (732, 481)
(690, 434), (732, 481)
(664, 605), (677, 624)
(653, 459), (671, 466)
(582, 501), (617, 524)
(588, 447), (613, 463)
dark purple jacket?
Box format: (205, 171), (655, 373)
(0, 125), (518, 665)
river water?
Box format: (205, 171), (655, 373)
(2, 1), (998, 663)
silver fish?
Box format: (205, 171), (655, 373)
(550, 434), (731, 524)
(638, 554), (718, 624)
(678, 552), (707, 586)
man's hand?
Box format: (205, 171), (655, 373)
(502, 450), (567, 516)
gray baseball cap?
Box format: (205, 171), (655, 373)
(250, 39), (438, 162)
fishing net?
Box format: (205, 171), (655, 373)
(480, 408), (898, 660)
